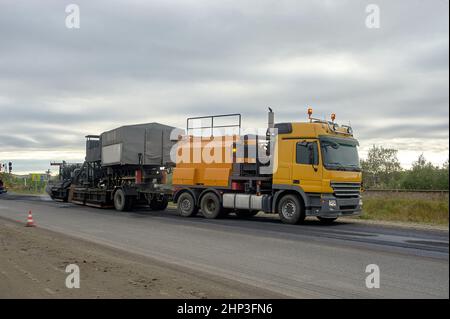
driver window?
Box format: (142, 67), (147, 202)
(296, 142), (319, 165)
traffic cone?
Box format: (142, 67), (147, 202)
(25, 210), (35, 227)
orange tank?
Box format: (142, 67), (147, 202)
(172, 135), (257, 187)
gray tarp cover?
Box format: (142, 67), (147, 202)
(86, 139), (101, 162)
(92, 122), (175, 166)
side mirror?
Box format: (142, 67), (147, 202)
(308, 144), (318, 171)
(308, 144), (314, 159)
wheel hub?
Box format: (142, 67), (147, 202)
(181, 199), (191, 211)
(206, 199), (216, 212)
(282, 200), (296, 218)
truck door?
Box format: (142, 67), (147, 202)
(291, 139), (323, 193)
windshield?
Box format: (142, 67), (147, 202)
(320, 137), (360, 171)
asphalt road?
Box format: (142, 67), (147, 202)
(0, 193), (448, 298)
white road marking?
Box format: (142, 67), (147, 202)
(44, 288), (55, 295)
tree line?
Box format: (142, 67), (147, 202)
(360, 145), (449, 190)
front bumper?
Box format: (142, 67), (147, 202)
(306, 194), (362, 218)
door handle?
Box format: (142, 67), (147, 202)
(292, 179), (300, 184)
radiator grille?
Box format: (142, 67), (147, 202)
(331, 182), (361, 198)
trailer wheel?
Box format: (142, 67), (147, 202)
(200, 192), (222, 219)
(235, 210), (258, 218)
(177, 192), (198, 217)
(317, 217), (337, 225)
(278, 194), (305, 224)
(150, 196), (169, 211)
(114, 189), (131, 211)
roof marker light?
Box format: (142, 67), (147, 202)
(331, 113), (336, 122)
(307, 107), (313, 120)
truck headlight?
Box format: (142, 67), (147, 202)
(329, 200), (337, 208)
(359, 199), (363, 206)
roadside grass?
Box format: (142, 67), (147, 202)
(358, 198), (449, 225)
(6, 187), (47, 195)
(169, 197), (448, 226)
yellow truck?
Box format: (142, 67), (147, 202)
(172, 109), (363, 224)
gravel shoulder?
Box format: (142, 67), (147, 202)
(0, 217), (283, 299)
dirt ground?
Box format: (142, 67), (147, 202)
(0, 217), (279, 299)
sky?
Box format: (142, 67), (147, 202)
(0, 0), (448, 175)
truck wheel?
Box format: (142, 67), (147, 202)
(278, 194), (305, 224)
(114, 189), (130, 211)
(235, 210), (258, 218)
(200, 193), (222, 219)
(177, 192), (198, 217)
(150, 196), (169, 211)
(317, 217), (337, 225)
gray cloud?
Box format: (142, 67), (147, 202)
(0, 0), (448, 172)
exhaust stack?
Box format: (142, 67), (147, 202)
(268, 107), (274, 129)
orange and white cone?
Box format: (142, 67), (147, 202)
(25, 210), (35, 227)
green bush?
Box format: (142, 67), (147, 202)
(361, 146), (449, 190)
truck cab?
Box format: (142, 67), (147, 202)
(272, 113), (362, 224)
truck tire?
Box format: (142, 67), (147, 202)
(150, 196), (169, 211)
(317, 217), (337, 225)
(200, 192), (222, 219)
(177, 192), (198, 217)
(114, 189), (131, 212)
(278, 194), (305, 225)
(235, 210), (258, 218)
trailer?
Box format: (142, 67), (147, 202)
(48, 122), (176, 211)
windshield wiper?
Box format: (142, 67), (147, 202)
(326, 162), (361, 171)
(325, 162), (347, 170)
(327, 162), (344, 166)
